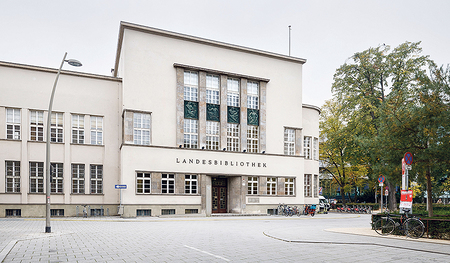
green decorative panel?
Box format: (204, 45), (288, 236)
(184, 101), (199, 119)
(227, 106), (240, 124)
(207, 104), (220, 122)
(247, 109), (259, 126)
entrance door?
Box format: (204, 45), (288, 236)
(212, 178), (227, 213)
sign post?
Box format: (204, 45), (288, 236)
(115, 184), (127, 216)
(401, 152), (413, 214)
(378, 175), (385, 213)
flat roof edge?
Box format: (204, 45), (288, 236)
(302, 104), (321, 114)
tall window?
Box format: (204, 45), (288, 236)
(267, 177), (277, 195)
(247, 125), (258, 153)
(30, 110), (44, 141)
(162, 174), (175, 193)
(247, 81), (259, 109)
(51, 112), (64, 143)
(304, 174), (312, 197)
(6, 108), (21, 140)
(91, 116), (103, 145)
(133, 113), (150, 145)
(227, 123), (239, 151)
(284, 128), (295, 155)
(185, 174), (197, 194)
(51, 163), (63, 193)
(72, 114), (84, 144)
(314, 175), (319, 197)
(184, 71), (198, 101)
(71, 164), (85, 194)
(30, 162), (44, 193)
(227, 78), (240, 106)
(184, 119), (198, 148)
(136, 172), (151, 194)
(90, 165), (103, 194)
(285, 178), (294, 196)
(313, 137), (319, 160)
(206, 121), (219, 150)
(304, 136), (311, 159)
(5, 161), (20, 193)
(247, 176), (258, 195)
(206, 74), (220, 104)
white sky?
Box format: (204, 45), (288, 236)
(1, 0), (449, 107)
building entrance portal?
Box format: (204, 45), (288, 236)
(212, 178), (227, 213)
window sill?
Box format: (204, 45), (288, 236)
(70, 143), (104, 147)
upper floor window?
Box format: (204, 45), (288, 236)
(227, 78), (240, 107)
(6, 108), (21, 140)
(72, 114), (84, 144)
(30, 110), (44, 141)
(91, 116), (103, 145)
(185, 174), (198, 194)
(184, 71), (198, 101)
(5, 161), (20, 193)
(285, 178), (294, 196)
(30, 162), (44, 193)
(284, 128), (295, 155)
(136, 172), (151, 194)
(248, 176), (258, 195)
(51, 112), (64, 143)
(304, 174), (312, 197)
(206, 74), (220, 104)
(90, 165), (103, 194)
(227, 123), (239, 151)
(162, 174), (175, 193)
(247, 81), (259, 109)
(313, 137), (319, 160)
(184, 119), (198, 149)
(51, 163), (63, 193)
(314, 174), (319, 197)
(72, 164), (85, 194)
(206, 121), (219, 150)
(267, 177), (277, 195)
(133, 113), (150, 145)
(304, 136), (311, 159)
(247, 125), (258, 153)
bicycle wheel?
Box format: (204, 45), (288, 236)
(405, 218), (425, 239)
(373, 218), (395, 236)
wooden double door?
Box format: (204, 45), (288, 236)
(212, 178), (227, 213)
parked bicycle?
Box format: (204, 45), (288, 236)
(303, 204), (316, 216)
(372, 208), (425, 238)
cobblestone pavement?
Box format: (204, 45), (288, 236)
(1, 213), (449, 262)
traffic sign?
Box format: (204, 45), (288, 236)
(385, 189), (388, 196)
(319, 187), (323, 195)
(404, 152), (413, 165)
(378, 175), (385, 184)
(115, 184), (127, 189)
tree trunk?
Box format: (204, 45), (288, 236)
(387, 181), (397, 211)
(340, 187), (346, 205)
(426, 166), (433, 217)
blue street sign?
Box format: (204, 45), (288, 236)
(115, 184), (127, 189)
(404, 152), (413, 165)
(378, 175), (385, 184)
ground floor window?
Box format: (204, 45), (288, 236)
(136, 172), (151, 194)
(90, 165), (103, 194)
(185, 209), (198, 214)
(51, 209), (64, 216)
(267, 177), (277, 195)
(185, 175), (197, 194)
(162, 174), (175, 193)
(248, 177), (258, 195)
(5, 161), (20, 193)
(304, 174), (312, 197)
(6, 209), (21, 217)
(90, 209), (104, 216)
(51, 163), (63, 193)
(314, 174), (319, 197)
(136, 209), (151, 216)
(285, 178), (294, 195)
(161, 209), (175, 215)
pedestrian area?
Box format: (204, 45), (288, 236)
(1, 214), (449, 262)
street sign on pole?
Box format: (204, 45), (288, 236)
(400, 190), (413, 213)
(115, 184), (127, 189)
(404, 152), (413, 165)
(378, 175), (385, 184)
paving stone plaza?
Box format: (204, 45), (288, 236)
(1, 213), (449, 262)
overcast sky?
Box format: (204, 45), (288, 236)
(1, 0), (449, 107)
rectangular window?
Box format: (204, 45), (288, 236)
(185, 209), (198, 214)
(72, 164), (85, 194)
(51, 112), (64, 143)
(247, 176), (258, 195)
(5, 209), (21, 217)
(184, 71), (198, 101)
(206, 74), (220, 104)
(161, 209), (175, 215)
(227, 123), (240, 151)
(51, 209), (64, 216)
(72, 114), (84, 144)
(162, 174), (175, 193)
(133, 113), (150, 145)
(184, 119), (198, 149)
(136, 172), (151, 194)
(267, 177), (277, 195)
(247, 81), (259, 109)
(137, 209), (151, 216)
(6, 108), (21, 140)
(285, 178), (294, 196)
(29, 162), (44, 193)
(227, 78), (240, 107)
(313, 137), (319, 160)
(91, 116), (103, 145)
(304, 136), (311, 159)
(247, 125), (259, 153)
(90, 165), (103, 194)
(185, 174), (197, 194)
(304, 174), (312, 197)
(5, 161), (20, 193)
(30, 110), (44, 141)
(314, 174), (319, 197)
(206, 121), (220, 150)
(284, 129), (295, 155)
(51, 163), (63, 193)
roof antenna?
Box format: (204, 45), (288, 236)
(288, 25), (291, 56)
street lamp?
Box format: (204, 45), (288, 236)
(45, 52), (82, 233)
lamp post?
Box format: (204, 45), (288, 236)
(45, 52), (82, 233)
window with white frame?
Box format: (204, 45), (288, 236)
(227, 78), (240, 107)
(30, 162), (44, 193)
(51, 163), (63, 193)
(247, 81), (259, 109)
(184, 71), (198, 101)
(267, 177), (277, 195)
(304, 136), (311, 159)
(71, 164), (85, 194)
(184, 119), (198, 149)
(227, 123), (240, 151)
(90, 165), (103, 194)
(284, 128), (295, 155)
(51, 112), (64, 143)
(314, 174), (319, 197)
(162, 174), (175, 193)
(6, 108), (21, 140)
(72, 114), (84, 144)
(206, 74), (220, 104)
(206, 121), (219, 150)
(285, 178), (294, 196)
(185, 174), (197, 194)
(136, 172), (151, 194)
(247, 125), (258, 153)
(304, 174), (312, 197)
(91, 116), (103, 145)
(30, 110), (44, 141)
(133, 112), (150, 145)
(5, 161), (20, 193)
(313, 137), (319, 160)
(247, 176), (258, 195)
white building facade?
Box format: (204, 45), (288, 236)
(0, 22), (320, 217)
